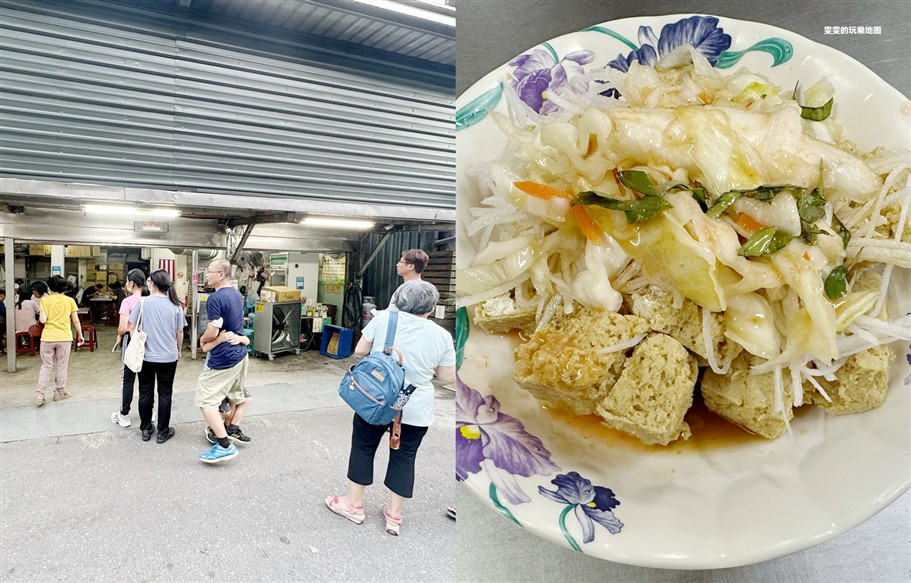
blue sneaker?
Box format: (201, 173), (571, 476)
(200, 443), (237, 464)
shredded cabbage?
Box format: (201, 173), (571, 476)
(459, 53), (909, 436)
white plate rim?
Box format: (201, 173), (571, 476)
(455, 13), (911, 569)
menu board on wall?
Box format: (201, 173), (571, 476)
(319, 254), (345, 294)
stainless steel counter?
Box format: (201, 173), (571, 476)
(454, 1), (910, 580)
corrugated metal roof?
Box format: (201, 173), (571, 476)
(160, 0), (455, 67)
(0, 0), (455, 222)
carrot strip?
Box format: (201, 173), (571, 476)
(514, 181), (574, 200)
(736, 212), (766, 234)
(571, 205), (605, 245)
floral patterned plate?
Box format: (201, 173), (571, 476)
(455, 15), (911, 569)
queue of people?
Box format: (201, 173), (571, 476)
(21, 249), (449, 538)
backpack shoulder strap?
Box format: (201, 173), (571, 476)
(383, 311), (398, 350)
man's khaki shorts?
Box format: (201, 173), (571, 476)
(195, 356), (248, 408)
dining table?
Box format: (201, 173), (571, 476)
(88, 296), (116, 324)
(454, 1), (910, 581)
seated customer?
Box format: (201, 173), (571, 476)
(109, 282), (127, 311)
(80, 283), (105, 307)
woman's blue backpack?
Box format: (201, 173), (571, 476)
(339, 311), (406, 426)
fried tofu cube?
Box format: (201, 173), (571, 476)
(630, 286), (741, 368)
(473, 294), (537, 335)
(514, 306), (650, 415)
(700, 352), (793, 440)
(595, 334), (698, 446)
(807, 345), (893, 415)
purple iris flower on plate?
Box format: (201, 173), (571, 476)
(904, 346), (910, 385)
(509, 46), (594, 114)
(456, 377), (560, 504)
(608, 15), (732, 72)
(539, 471), (622, 547)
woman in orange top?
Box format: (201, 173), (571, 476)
(35, 275), (84, 407)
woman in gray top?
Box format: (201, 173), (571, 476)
(128, 269), (187, 443)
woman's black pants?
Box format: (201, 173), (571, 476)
(346, 413), (428, 498)
(137, 360), (177, 432)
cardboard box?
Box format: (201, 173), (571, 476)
(261, 286), (301, 302)
(92, 246), (103, 256)
(65, 245), (92, 257)
(29, 244), (50, 256)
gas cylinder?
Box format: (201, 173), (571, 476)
(362, 296), (376, 324)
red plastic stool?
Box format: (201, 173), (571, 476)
(76, 323), (98, 352)
(15, 331), (37, 356)
(105, 305), (119, 327)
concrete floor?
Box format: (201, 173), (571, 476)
(0, 323), (458, 582)
(1, 324), (350, 410)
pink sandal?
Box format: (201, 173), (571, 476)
(381, 504), (402, 536)
(325, 495), (365, 524)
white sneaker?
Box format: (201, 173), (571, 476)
(111, 411), (131, 428)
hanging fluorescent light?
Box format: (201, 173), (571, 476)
(84, 204), (181, 218)
(300, 217), (375, 230)
(349, 0), (455, 27)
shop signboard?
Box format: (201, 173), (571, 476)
(134, 221), (169, 232)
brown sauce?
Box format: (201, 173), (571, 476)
(543, 399), (820, 452)
(542, 397), (766, 453)
(497, 331), (809, 452)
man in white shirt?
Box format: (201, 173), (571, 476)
(387, 248), (429, 310)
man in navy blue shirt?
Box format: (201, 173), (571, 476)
(195, 259), (250, 464)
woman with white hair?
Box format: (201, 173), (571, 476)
(326, 279), (456, 536)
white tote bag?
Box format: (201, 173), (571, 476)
(123, 299), (147, 373)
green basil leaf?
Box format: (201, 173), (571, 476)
(707, 185), (805, 217)
(574, 191), (672, 223)
(617, 196), (673, 223)
(737, 227), (794, 257)
(832, 214), (851, 248)
(689, 187), (709, 211)
(729, 185), (803, 202)
(616, 170), (658, 196)
(800, 97), (834, 121)
(824, 265), (848, 299)
(574, 191), (618, 207)
(740, 185), (805, 201)
(800, 223), (831, 245)
(798, 187), (827, 224)
(662, 182), (709, 210)
(707, 191), (740, 217)
(740, 186), (777, 201)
